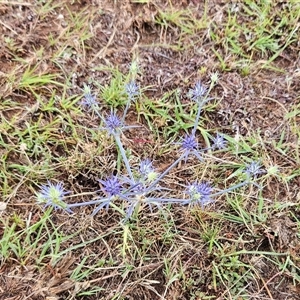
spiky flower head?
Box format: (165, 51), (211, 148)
(104, 112), (122, 135)
(210, 72), (219, 84)
(182, 134), (198, 151)
(185, 182), (213, 207)
(125, 80), (139, 100)
(99, 176), (122, 197)
(211, 133), (227, 150)
(188, 81), (207, 102)
(80, 84), (99, 111)
(139, 159), (158, 182)
(245, 161), (263, 178)
(139, 159), (153, 176)
(36, 181), (71, 212)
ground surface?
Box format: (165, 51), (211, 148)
(0, 0), (300, 299)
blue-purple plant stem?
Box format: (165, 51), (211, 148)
(146, 198), (183, 204)
(200, 146), (225, 154)
(68, 198), (110, 208)
(95, 201), (126, 217)
(94, 109), (105, 122)
(192, 101), (204, 136)
(145, 152), (186, 193)
(132, 198), (142, 220)
(114, 134), (134, 181)
(211, 180), (253, 197)
(68, 197), (126, 217)
(123, 182), (142, 194)
(192, 82), (215, 136)
(121, 101), (131, 124)
(192, 97), (215, 135)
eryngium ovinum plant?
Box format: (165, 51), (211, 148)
(36, 78), (264, 220)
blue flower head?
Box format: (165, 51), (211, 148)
(91, 176), (122, 215)
(139, 159), (153, 176)
(211, 133), (227, 150)
(104, 112), (123, 135)
(36, 181), (71, 212)
(245, 161), (263, 178)
(125, 81), (139, 100)
(178, 134), (203, 162)
(139, 159), (158, 182)
(185, 182), (213, 207)
(182, 134), (198, 151)
(99, 176), (122, 197)
(188, 81), (207, 102)
(102, 112), (140, 137)
(80, 85), (99, 111)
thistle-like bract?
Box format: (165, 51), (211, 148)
(245, 161), (263, 178)
(36, 181), (71, 212)
(125, 81), (139, 100)
(211, 133), (227, 150)
(188, 81), (207, 102)
(185, 182), (213, 207)
(99, 176), (122, 197)
(80, 85), (99, 111)
(104, 112), (123, 135)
